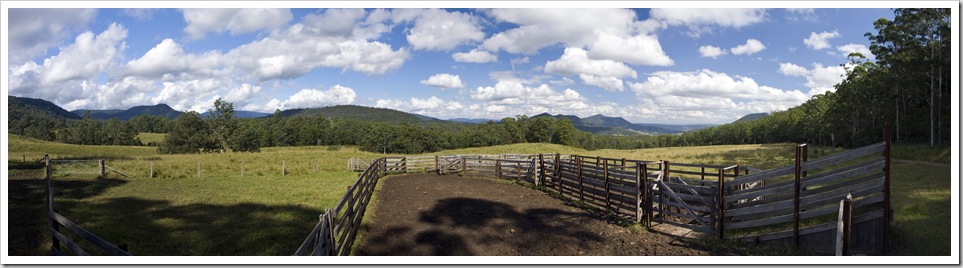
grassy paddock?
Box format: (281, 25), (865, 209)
(6, 136), (950, 255)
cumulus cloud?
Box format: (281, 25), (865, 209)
(804, 30), (840, 50)
(587, 33), (673, 66)
(544, 47), (637, 91)
(181, 8), (292, 39)
(7, 8), (96, 64)
(452, 49), (498, 63)
(776, 62), (848, 97)
(699, 45), (726, 58)
(420, 73), (466, 89)
(836, 43), (874, 59)
(375, 96), (463, 118)
(392, 9), (485, 51)
(122, 38), (223, 79)
(627, 69), (810, 123)
(265, 85), (357, 111)
(480, 9), (638, 54)
(466, 81), (592, 118)
(730, 39), (766, 55)
(649, 8), (767, 37)
(9, 23), (129, 105)
(545, 47), (637, 79)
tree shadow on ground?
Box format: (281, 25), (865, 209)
(357, 197), (603, 256)
(9, 169), (325, 256)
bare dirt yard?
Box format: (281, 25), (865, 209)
(355, 173), (715, 256)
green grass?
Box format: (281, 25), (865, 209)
(6, 136), (950, 256)
(136, 132), (166, 145)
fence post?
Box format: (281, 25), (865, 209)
(717, 168), (726, 239)
(150, 161), (154, 178)
(282, 161), (286, 176)
(883, 124), (892, 254)
(496, 159), (502, 179)
(577, 156), (584, 202)
(636, 162), (643, 224)
(836, 194), (853, 256)
(603, 160), (610, 211)
(401, 157), (407, 173)
(793, 144), (803, 250)
(664, 160), (671, 179)
(99, 159), (105, 177)
(44, 154), (60, 254)
(435, 155), (440, 174)
(538, 154), (546, 186)
(557, 154), (564, 197)
(461, 156), (467, 175)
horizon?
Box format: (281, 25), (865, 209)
(4, 2), (897, 124)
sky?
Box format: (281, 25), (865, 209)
(3, 2), (906, 124)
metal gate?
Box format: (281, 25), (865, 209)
(649, 176), (718, 234)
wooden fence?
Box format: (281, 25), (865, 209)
(44, 155), (131, 256)
(296, 158), (388, 256)
(722, 140), (891, 254)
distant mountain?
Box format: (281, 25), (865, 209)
(448, 118), (496, 124)
(73, 104), (183, 120)
(735, 112), (769, 123)
(9, 96), (82, 120)
(532, 113), (712, 135)
(278, 105), (444, 124)
(201, 110), (269, 119)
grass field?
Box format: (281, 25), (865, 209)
(5, 135), (951, 256)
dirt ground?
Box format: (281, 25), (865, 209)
(355, 173), (714, 256)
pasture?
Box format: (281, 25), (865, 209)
(5, 135), (951, 256)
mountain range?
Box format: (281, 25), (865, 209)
(10, 95), (722, 135)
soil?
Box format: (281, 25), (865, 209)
(355, 173), (714, 256)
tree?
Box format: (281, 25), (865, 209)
(207, 98), (237, 152)
(159, 112), (214, 154)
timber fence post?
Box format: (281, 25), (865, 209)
(538, 154), (545, 186)
(99, 159), (105, 177)
(794, 144), (803, 250)
(883, 124), (892, 254)
(718, 168), (725, 239)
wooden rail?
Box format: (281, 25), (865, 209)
(44, 155), (130, 256)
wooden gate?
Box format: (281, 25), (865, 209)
(436, 155), (462, 175)
(650, 176), (718, 234)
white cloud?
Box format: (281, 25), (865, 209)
(578, 74), (624, 92)
(481, 9), (638, 54)
(649, 9), (767, 37)
(181, 8), (292, 39)
(544, 47), (637, 91)
(587, 33), (674, 66)
(626, 69), (810, 123)
(266, 85), (356, 111)
(776, 62), (848, 97)
(544, 47), (637, 79)
(510, 57), (530, 70)
(375, 96), (464, 118)
(786, 8), (817, 22)
(465, 81), (594, 118)
(730, 38), (766, 55)
(7, 8), (97, 64)
(122, 39), (224, 79)
(836, 43), (875, 59)
(778, 62), (809, 77)
(452, 49), (498, 63)
(804, 30), (840, 50)
(392, 9), (485, 51)
(699, 45), (726, 58)
(420, 73), (466, 89)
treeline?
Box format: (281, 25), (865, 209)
(661, 8), (951, 148)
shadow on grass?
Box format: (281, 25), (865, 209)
(53, 198), (324, 256)
(9, 169), (325, 256)
(356, 197), (603, 256)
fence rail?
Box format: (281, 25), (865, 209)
(44, 155), (130, 256)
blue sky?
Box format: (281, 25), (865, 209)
(4, 3), (904, 124)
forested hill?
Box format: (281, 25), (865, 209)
(278, 105), (447, 124)
(9, 96), (82, 120)
(735, 113), (769, 123)
(73, 104), (183, 120)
